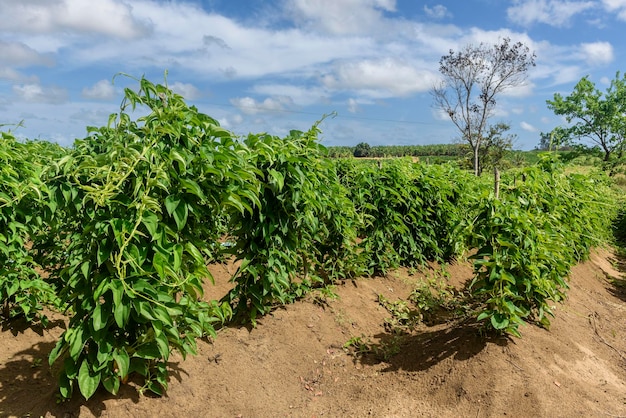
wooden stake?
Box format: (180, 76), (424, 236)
(494, 167), (500, 199)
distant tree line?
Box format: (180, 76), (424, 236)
(326, 143), (471, 158)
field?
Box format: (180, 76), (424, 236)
(1, 78), (626, 417)
(2, 250), (626, 417)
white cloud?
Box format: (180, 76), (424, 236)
(13, 83), (68, 104)
(507, 0), (595, 27)
(347, 98), (360, 113)
(502, 82), (536, 98)
(251, 84), (329, 106)
(230, 96), (295, 115)
(85, 1), (378, 81)
(0, 68), (27, 82)
(169, 82), (200, 100)
(0, 41), (54, 67)
(285, 0), (396, 35)
(602, 0), (626, 19)
(520, 121), (538, 132)
(580, 41), (614, 66)
(0, 0), (150, 39)
(432, 107), (451, 121)
(0, 41), (53, 82)
(554, 66), (585, 85)
(424, 5), (451, 19)
(81, 79), (116, 100)
(321, 58), (439, 98)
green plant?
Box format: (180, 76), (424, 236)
(353, 142), (371, 158)
(45, 76), (255, 400)
(0, 132), (60, 326)
(343, 335), (372, 356)
(377, 295), (420, 333)
(224, 123), (362, 323)
(343, 334), (402, 361)
(409, 276), (465, 324)
(336, 159), (476, 274)
(374, 335), (403, 361)
(468, 155), (617, 336)
(311, 285), (339, 307)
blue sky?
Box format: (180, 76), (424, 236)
(1, 0), (624, 149)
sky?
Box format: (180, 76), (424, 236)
(1, 0), (625, 150)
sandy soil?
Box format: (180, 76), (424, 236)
(1, 248), (626, 418)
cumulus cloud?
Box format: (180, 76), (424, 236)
(13, 83), (68, 104)
(424, 5), (451, 19)
(285, 0), (396, 35)
(0, 41), (54, 67)
(501, 82), (536, 98)
(0, 68), (28, 82)
(81, 79), (116, 100)
(0, 41), (53, 82)
(252, 84), (328, 106)
(0, 0), (150, 39)
(347, 98), (360, 113)
(580, 41), (614, 66)
(507, 0), (595, 27)
(321, 58), (439, 98)
(602, 0), (626, 19)
(520, 121), (538, 132)
(230, 96), (294, 115)
(169, 82), (200, 100)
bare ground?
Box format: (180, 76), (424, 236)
(1, 248), (626, 418)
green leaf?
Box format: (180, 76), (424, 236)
(135, 343), (160, 360)
(476, 311), (490, 322)
(147, 380), (164, 397)
(268, 169), (285, 191)
(68, 327), (86, 359)
(185, 242), (204, 265)
(490, 313), (510, 330)
(129, 357), (148, 376)
(110, 280), (123, 311)
(49, 338), (67, 366)
(78, 360), (101, 400)
(173, 243), (183, 271)
(114, 297), (130, 328)
(154, 330), (170, 361)
(180, 178), (206, 200)
(59, 373), (73, 400)
(97, 240), (113, 266)
(164, 195), (180, 216)
(92, 303), (108, 331)
(141, 211), (160, 241)
(113, 348), (130, 379)
(81, 261), (90, 279)
(102, 375), (120, 395)
(173, 200), (189, 230)
(169, 149), (187, 171)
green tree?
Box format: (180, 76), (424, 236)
(432, 37), (535, 176)
(478, 123), (515, 175)
(353, 142), (371, 157)
(546, 72), (626, 162)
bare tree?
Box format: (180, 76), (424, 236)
(432, 38), (535, 175)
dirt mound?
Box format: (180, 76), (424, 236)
(1, 249), (626, 417)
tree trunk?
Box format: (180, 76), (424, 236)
(473, 145), (480, 176)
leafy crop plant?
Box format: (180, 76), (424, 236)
(45, 76), (257, 400)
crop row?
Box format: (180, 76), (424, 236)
(0, 77), (619, 400)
